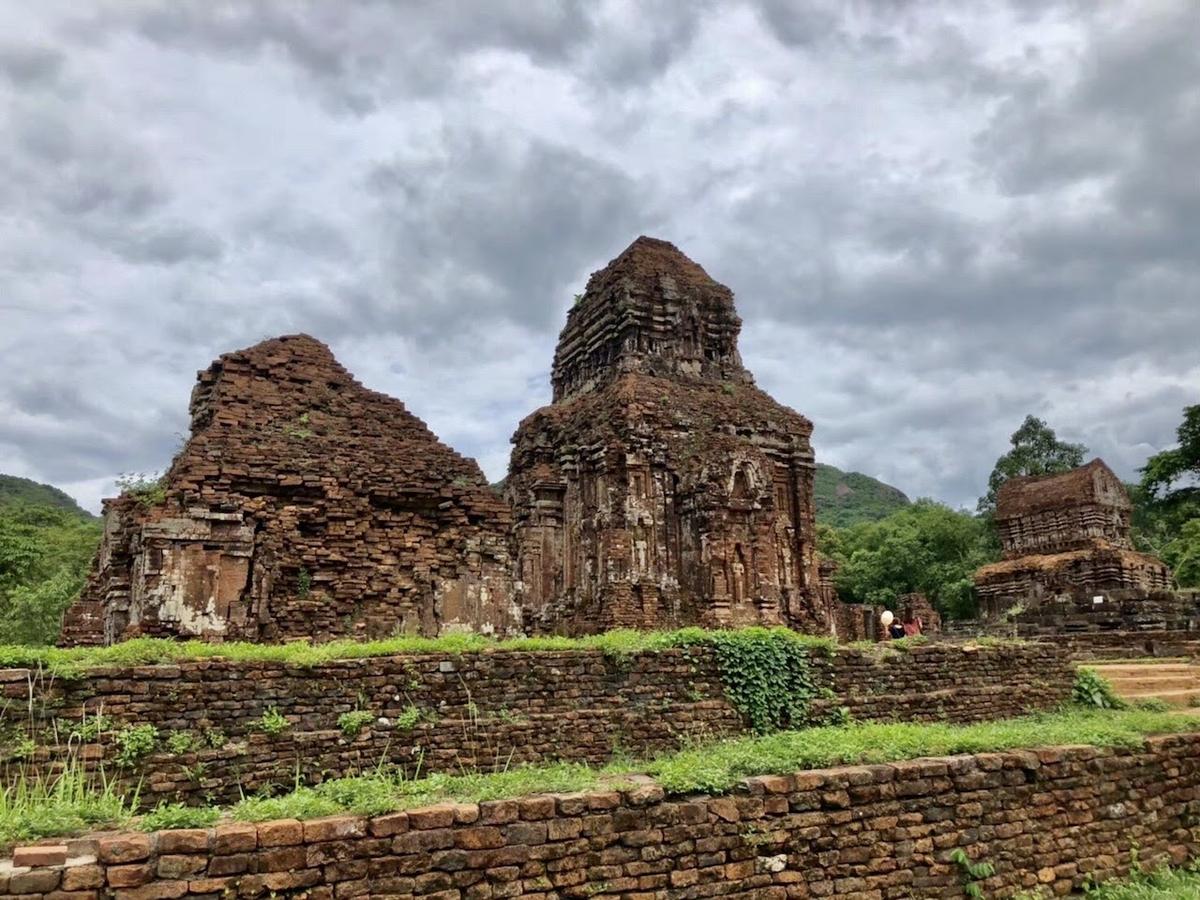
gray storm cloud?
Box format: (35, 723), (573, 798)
(0, 0), (1196, 514)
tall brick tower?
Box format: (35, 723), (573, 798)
(507, 236), (827, 634)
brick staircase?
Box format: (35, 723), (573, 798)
(1089, 660), (1200, 709)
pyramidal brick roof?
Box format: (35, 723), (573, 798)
(550, 236), (750, 401)
(995, 458), (1129, 520)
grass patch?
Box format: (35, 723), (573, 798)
(0, 764), (134, 849)
(0, 628), (836, 678)
(232, 762), (602, 822)
(6, 708), (1199, 846)
(138, 802), (220, 831)
(641, 707), (1200, 794)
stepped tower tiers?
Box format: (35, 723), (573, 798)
(973, 458), (1173, 611)
(60, 335), (518, 646)
(506, 236), (829, 635)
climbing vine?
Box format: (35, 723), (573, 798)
(703, 628), (831, 734)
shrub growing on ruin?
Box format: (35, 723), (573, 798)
(1073, 669), (1127, 710)
(395, 706), (422, 731)
(337, 710), (374, 738)
(114, 724), (158, 768)
(704, 627), (829, 734)
(256, 707), (289, 737)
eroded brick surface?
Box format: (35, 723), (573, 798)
(5, 735), (1198, 899)
(974, 459), (1177, 622)
(4, 644), (1070, 808)
(507, 237), (826, 634)
(61, 334), (518, 645)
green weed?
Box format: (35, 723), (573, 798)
(337, 710), (375, 738)
(138, 802), (219, 831)
(1074, 668), (1128, 710)
(0, 763), (134, 849)
(114, 724), (158, 768)
(256, 707), (289, 737)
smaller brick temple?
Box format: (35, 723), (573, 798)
(60, 334), (518, 646)
(973, 459), (1173, 617)
(506, 236), (828, 634)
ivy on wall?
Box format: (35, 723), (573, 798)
(701, 628), (832, 733)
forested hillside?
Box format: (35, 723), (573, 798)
(0, 474), (95, 519)
(814, 463), (911, 527)
(0, 475), (100, 645)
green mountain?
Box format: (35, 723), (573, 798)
(0, 474), (94, 519)
(814, 463), (910, 528)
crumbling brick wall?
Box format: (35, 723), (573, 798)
(60, 335), (518, 646)
(6, 735), (1198, 899)
(2, 643), (1071, 808)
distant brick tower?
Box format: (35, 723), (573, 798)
(506, 236), (828, 634)
(974, 458), (1173, 607)
(61, 334), (518, 646)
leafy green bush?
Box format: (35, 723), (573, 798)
(394, 706), (421, 731)
(337, 710), (374, 738)
(1074, 669), (1128, 710)
(68, 713), (112, 742)
(138, 802), (219, 831)
(166, 731), (197, 755)
(951, 848), (995, 899)
(256, 707), (289, 737)
(114, 724), (158, 768)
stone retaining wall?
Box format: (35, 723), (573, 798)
(4, 734), (1199, 899)
(1, 643), (1071, 807)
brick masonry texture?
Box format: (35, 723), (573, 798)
(974, 459), (1172, 609)
(5, 734), (1200, 899)
(1, 644), (1071, 807)
(63, 236), (842, 648)
(507, 237), (827, 635)
(60, 334), (518, 647)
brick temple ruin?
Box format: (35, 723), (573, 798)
(506, 236), (825, 633)
(62, 237), (829, 645)
(972, 459), (1177, 627)
(61, 335), (518, 645)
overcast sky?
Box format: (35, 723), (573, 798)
(1, 0), (1196, 515)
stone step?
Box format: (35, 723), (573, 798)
(1121, 687), (1200, 709)
(1088, 662), (1200, 708)
(1104, 681), (1200, 696)
(1089, 663), (1199, 676)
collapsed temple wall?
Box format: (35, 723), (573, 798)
(62, 236), (831, 646)
(60, 334), (518, 646)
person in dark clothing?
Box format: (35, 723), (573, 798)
(888, 618), (906, 640)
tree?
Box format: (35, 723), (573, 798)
(1140, 405), (1200, 508)
(1137, 405), (1200, 589)
(977, 415), (1087, 514)
(0, 503), (100, 645)
(825, 501), (998, 620)
(1161, 519), (1200, 589)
